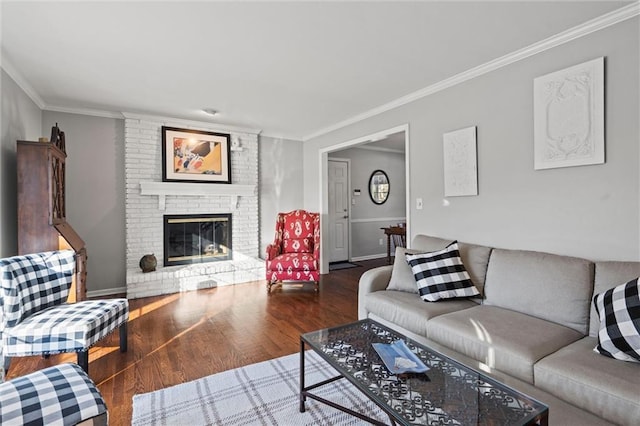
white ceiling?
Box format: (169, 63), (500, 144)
(0, 1), (629, 140)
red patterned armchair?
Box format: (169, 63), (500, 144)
(266, 210), (320, 292)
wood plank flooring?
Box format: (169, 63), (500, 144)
(5, 258), (388, 426)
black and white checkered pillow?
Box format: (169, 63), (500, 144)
(0, 363), (106, 424)
(593, 277), (640, 363)
(406, 242), (479, 302)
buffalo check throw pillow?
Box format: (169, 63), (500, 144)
(405, 242), (479, 302)
(593, 277), (640, 363)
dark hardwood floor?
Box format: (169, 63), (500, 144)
(5, 258), (389, 426)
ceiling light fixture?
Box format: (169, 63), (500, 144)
(202, 108), (218, 116)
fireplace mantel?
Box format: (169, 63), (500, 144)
(140, 181), (255, 210)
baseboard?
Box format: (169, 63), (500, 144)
(87, 286), (127, 298)
(351, 254), (387, 262)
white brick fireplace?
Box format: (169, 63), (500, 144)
(124, 114), (263, 298)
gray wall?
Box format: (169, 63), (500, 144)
(305, 17), (640, 263)
(329, 147), (406, 258)
(42, 112), (126, 294)
(259, 135), (304, 258)
(0, 69), (42, 257)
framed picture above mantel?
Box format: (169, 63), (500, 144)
(162, 126), (232, 184)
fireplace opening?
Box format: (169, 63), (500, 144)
(163, 214), (232, 266)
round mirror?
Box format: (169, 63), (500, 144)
(369, 170), (390, 205)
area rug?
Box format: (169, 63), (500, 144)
(131, 351), (385, 425)
(328, 261), (361, 271)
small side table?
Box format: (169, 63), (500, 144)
(381, 226), (406, 264)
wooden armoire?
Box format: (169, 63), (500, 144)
(17, 125), (87, 301)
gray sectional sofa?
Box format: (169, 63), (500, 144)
(358, 234), (640, 425)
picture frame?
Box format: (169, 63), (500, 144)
(533, 57), (604, 170)
(443, 126), (478, 197)
(162, 126), (232, 184)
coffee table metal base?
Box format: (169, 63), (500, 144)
(299, 339), (397, 425)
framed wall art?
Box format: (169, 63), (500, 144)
(533, 57), (604, 170)
(162, 126), (232, 183)
(443, 126), (478, 197)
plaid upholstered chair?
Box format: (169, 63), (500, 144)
(0, 250), (129, 376)
(265, 210), (320, 292)
(0, 363), (108, 425)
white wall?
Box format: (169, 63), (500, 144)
(304, 17), (640, 262)
(258, 135), (304, 257)
(42, 111), (126, 294)
(329, 147), (406, 258)
(0, 69), (42, 257)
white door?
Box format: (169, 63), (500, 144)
(328, 160), (349, 262)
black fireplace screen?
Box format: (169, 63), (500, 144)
(163, 214), (232, 266)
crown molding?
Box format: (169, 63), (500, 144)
(1, 51), (46, 109)
(258, 132), (303, 142)
(302, 2), (640, 141)
(121, 112), (262, 135)
(44, 105), (125, 119)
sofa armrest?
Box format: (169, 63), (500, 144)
(358, 265), (392, 319)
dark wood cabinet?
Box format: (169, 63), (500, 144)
(17, 139), (87, 301)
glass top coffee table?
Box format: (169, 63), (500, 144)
(300, 319), (548, 425)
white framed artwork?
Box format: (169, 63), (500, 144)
(443, 126), (478, 197)
(533, 57), (604, 170)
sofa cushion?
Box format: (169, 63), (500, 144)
(455, 242), (492, 297)
(406, 242), (480, 302)
(364, 290), (476, 337)
(426, 305), (583, 383)
(484, 248), (593, 334)
(410, 235), (492, 296)
(593, 277), (640, 362)
(591, 261), (640, 337)
(535, 337), (640, 426)
(386, 247), (420, 293)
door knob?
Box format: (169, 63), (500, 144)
(343, 215), (349, 219)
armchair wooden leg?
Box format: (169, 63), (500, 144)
(119, 322), (128, 353)
(77, 351), (89, 373)
(314, 281), (319, 292)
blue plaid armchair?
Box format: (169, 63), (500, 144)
(0, 250), (129, 376)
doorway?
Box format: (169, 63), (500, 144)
(319, 124), (410, 274)
(328, 159), (350, 262)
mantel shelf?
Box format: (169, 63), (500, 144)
(140, 181), (255, 210)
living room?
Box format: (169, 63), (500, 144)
(1, 1), (638, 425)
